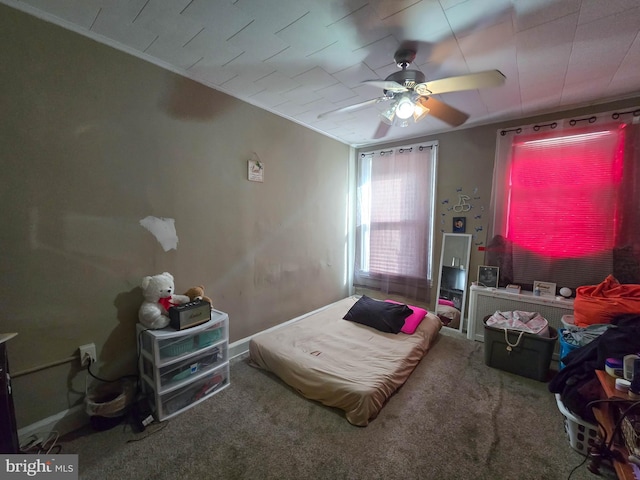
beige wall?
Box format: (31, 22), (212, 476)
(0, 5), (351, 427)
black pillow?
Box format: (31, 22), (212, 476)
(343, 296), (412, 334)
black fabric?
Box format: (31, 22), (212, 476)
(343, 296), (411, 334)
(549, 314), (640, 422)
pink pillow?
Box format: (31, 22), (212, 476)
(385, 300), (428, 334)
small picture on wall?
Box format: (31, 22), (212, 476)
(478, 265), (499, 288)
(453, 217), (466, 233)
(248, 159), (264, 182)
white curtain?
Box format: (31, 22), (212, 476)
(354, 143), (437, 301)
(487, 108), (640, 290)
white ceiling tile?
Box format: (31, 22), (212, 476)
(444, 0), (512, 39)
(457, 20), (516, 77)
(513, 0), (580, 32)
(130, 1), (204, 46)
(326, 4), (390, 52)
(293, 67), (339, 91)
(439, 0), (469, 9)
(281, 85), (323, 105)
(254, 72), (301, 94)
(561, 76), (609, 105)
(360, 35), (402, 70)
(419, 38), (468, 77)
(310, 0), (370, 25)
(275, 11), (337, 56)
(520, 79), (564, 106)
(567, 8), (640, 80)
(188, 61), (237, 87)
(368, 0), (423, 21)
(382, 0), (451, 44)
(234, 0), (312, 32)
(272, 101), (312, 117)
(179, 0), (253, 40)
(578, 0), (640, 25)
(247, 89), (288, 109)
(218, 72), (265, 97)
(181, 29), (244, 65)
(316, 83), (358, 103)
(226, 21), (290, 62)
(305, 41), (370, 75)
(145, 37), (204, 69)
(516, 14), (577, 74)
(91, 8), (158, 51)
(262, 46), (318, 78)
(611, 34), (640, 88)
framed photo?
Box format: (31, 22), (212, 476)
(453, 217), (466, 233)
(533, 281), (556, 298)
(477, 265), (499, 288)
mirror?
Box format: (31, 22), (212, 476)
(435, 233), (472, 332)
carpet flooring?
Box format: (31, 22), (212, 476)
(59, 329), (608, 480)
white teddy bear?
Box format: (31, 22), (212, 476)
(138, 272), (191, 329)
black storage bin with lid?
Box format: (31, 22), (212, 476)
(483, 315), (558, 382)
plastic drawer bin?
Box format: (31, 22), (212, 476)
(483, 317), (558, 381)
(160, 366), (229, 417)
(555, 394), (599, 455)
(143, 346), (226, 389)
(158, 336), (197, 358)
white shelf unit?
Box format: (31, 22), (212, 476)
(137, 310), (230, 421)
(467, 286), (574, 358)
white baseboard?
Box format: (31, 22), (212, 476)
(228, 297), (353, 361)
(18, 404), (88, 446)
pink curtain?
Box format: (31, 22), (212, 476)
(488, 109), (640, 290)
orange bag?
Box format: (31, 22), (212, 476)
(573, 274), (640, 327)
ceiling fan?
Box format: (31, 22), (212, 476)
(318, 46), (506, 138)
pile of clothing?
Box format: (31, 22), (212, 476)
(549, 314), (640, 422)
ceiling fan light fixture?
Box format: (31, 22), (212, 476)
(380, 103), (396, 125)
(413, 97), (430, 122)
(395, 95), (415, 120)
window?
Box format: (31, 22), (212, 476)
(488, 110), (640, 289)
(355, 143), (438, 301)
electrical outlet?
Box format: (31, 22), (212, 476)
(79, 343), (97, 366)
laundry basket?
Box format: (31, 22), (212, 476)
(555, 394), (599, 455)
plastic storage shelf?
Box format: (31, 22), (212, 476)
(137, 309), (230, 421)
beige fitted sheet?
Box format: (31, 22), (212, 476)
(249, 296), (442, 426)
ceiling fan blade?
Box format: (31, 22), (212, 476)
(361, 80), (408, 92)
(317, 97), (385, 119)
(373, 122), (391, 139)
(419, 97), (469, 127)
(415, 70), (506, 95)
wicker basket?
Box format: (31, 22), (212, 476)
(622, 414), (640, 458)
(85, 379), (135, 418)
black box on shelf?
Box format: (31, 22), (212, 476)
(169, 300), (211, 330)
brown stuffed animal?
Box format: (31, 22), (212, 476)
(183, 285), (213, 308)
